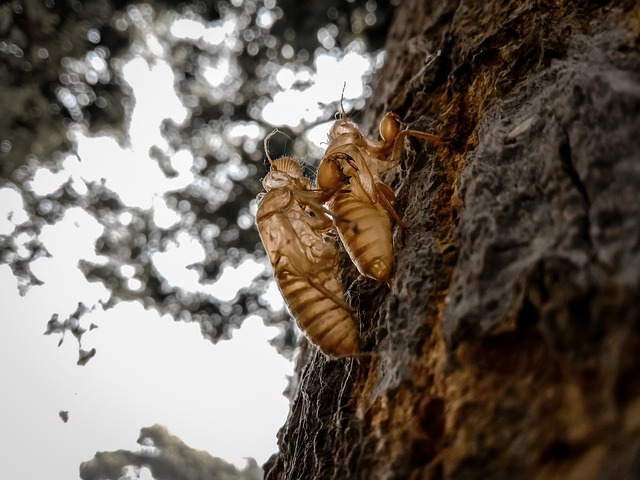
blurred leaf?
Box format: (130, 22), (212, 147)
(77, 347), (97, 366)
(59, 410), (69, 423)
(80, 424), (263, 480)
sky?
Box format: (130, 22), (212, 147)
(0, 268), (291, 477)
(0, 8), (378, 479)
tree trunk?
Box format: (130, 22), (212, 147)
(264, 0), (640, 478)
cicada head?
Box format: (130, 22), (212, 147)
(327, 95), (361, 142)
(262, 129), (310, 191)
(263, 157), (309, 191)
(328, 116), (360, 142)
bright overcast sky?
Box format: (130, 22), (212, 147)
(0, 8), (378, 479)
(1, 267), (291, 477)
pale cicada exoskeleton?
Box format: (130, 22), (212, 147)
(317, 105), (446, 284)
(256, 131), (358, 357)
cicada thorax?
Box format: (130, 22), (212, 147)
(256, 134), (359, 357)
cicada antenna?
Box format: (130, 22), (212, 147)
(264, 128), (280, 167)
(340, 82), (347, 120)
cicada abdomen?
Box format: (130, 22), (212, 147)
(274, 253), (358, 357)
(331, 191), (393, 284)
(256, 132), (358, 357)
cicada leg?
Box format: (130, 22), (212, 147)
(389, 128), (449, 170)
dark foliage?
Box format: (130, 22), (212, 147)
(0, 0), (393, 358)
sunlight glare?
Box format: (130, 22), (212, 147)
(207, 259), (265, 302)
(276, 67), (295, 89)
(122, 57), (188, 153)
(261, 50), (373, 130)
(170, 18), (206, 41)
(228, 121), (262, 141)
(305, 120), (334, 156)
(0, 187), (28, 235)
(37, 207), (104, 261)
(256, 7), (277, 29)
(203, 58), (232, 88)
(203, 25), (226, 45)
(14, 231), (35, 259)
(29, 166), (69, 196)
(73, 132), (195, 209)
(170, 149), (194, 176)
(170, 17), (230, 47)
(261, 279), (285, 311)
(151, 232), (206, 290)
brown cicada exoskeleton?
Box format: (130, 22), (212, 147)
(256, 131), (358, 357)
(316, 104), (446, 284)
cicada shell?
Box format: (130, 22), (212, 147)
(316, 104), (446, 283)
(256, 131), (358, 357)
(318, 153), (394, 283)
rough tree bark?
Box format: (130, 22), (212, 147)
(265, 0), (640, 478)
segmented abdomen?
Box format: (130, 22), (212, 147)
(277, 268), (358, 357)
(330, 192), (393, 283)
